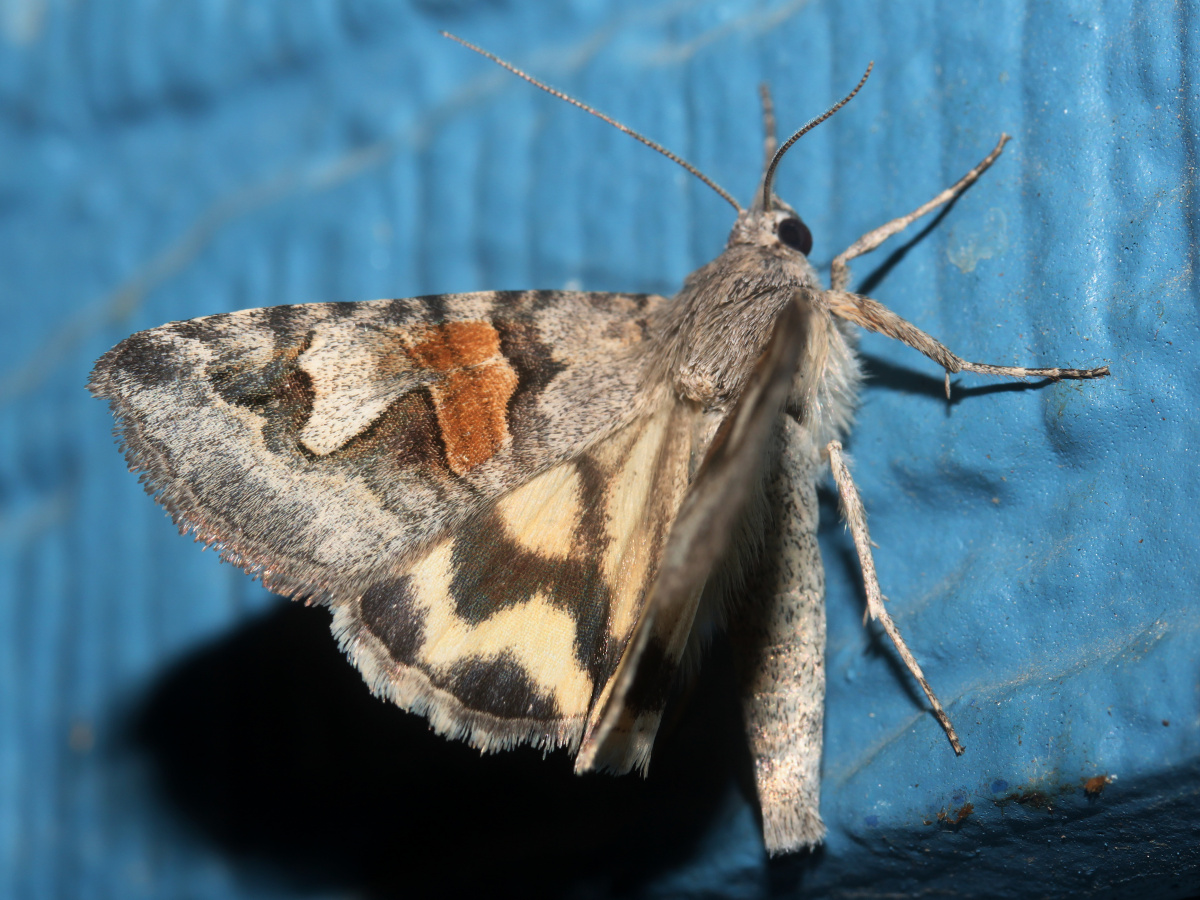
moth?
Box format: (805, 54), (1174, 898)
(89, 35), (1109, 855)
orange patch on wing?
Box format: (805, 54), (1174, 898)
(408, 321), (502, 370)
(429, 365), (519, 474)
(406, 322), (519, 475)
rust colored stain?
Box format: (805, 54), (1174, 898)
(1083, 775), (1111, 798)
(406, 322), (518, 475)
(936, 802), (974, 826)
(1013, 790), (1053, 810)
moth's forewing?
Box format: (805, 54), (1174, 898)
(88, 291), (664, 600)
(330, 397), (695, 754)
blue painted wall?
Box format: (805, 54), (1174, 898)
(1, 1), (1195, 897)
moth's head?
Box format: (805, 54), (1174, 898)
(726, 200), (813, 257)
(726, 63), (873, 259)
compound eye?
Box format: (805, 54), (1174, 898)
(777, 217), (813, 255)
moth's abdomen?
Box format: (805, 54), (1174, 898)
(730, 416), (827, 854)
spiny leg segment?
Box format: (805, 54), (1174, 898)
(823, 136), (1108, 751)
(831, 134), (1010, 292)
(827, 290), (1110, 397)
(825, 133), (1108, 395)
(827, 440), (964, 754)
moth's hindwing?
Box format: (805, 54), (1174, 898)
(89, 290), (664, 601)
(332, 398), (696, 754)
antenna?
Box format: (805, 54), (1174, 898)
(759, 62), (874, 209)
(443, 32), (743, 213)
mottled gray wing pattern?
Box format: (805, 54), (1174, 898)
(90, 290), (664, 603)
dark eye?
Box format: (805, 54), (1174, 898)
(777, 217), (812, 255)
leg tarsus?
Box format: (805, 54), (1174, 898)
(826, 290), (1110, 382)
(826, 440), (964, 755)
(831, 134), (1010, 292)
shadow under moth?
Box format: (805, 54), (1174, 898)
(89, 36), (1109, 855)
